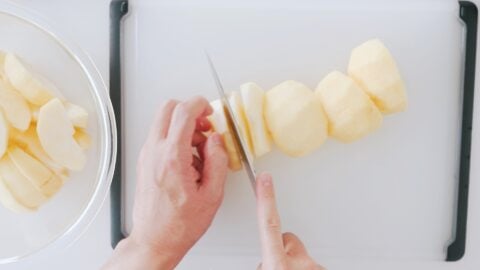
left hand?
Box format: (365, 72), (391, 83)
(114, 97), (229, 270)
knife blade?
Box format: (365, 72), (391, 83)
(205, 52), (257, 191)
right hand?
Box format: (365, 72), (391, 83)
(256, 173), (325, 270)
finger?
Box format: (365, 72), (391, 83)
(192, 131), (207, 146)
(147, 100), (179, 142)
(256, 172), (285, 263)
(192, 155), (203, 173)
(282, 232), (308, 257)
(200, 133), (228, 197)
(196, 116), (212, 132)
(168, 97), (212, 145)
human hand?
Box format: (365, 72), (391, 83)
(256, 173), (325, 270)
(129, 97), (229, 268)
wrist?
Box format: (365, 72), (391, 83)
(112, 237), (181, 270)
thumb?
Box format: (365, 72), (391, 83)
(201, 133), (228, 197)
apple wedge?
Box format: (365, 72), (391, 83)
(0, 80), (31, 131)
(0, 176), (33, 213)
(8, 147), (53, 190)
(315, 71), (383, 142)
(0, 111), (8, 158)
(4, 53), (55, 106)
(10, 127), (68, 178)
(208, 99), (242, 171)
(348, 39), (407, 114)
(0, 156), (47, 209)
(240, 82), (272, 158)
(265, 80), (328, 157)
(65, 103), (88, 129)
(37, 98), (86, 171)
(41, 174), (64, 198)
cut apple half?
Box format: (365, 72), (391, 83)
(208, 99), (242, 171)
(4, 53), (55, 106)
(316, 71), (383, 143)
(0, 156), (47, 209)
(240, 82), (272, 158)
(37, 98), (86, 171)
(0, 79), (31, 131)
(265, 80), (328, 157)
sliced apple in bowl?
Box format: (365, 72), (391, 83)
(37, 98), (86, 171)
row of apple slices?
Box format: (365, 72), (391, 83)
(0, 52), (91, 213)
(208, 39), (407, 170)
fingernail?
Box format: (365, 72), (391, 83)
(212, 133), (223, 146)
(261, 173), (272, 187)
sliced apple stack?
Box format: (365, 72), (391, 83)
(0, 51), (91, 213)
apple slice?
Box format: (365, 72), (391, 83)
(240, 82), (272, 158)
(348, 39), (407, 114)
(0, 80), (31, 131)
(265, 80), (328, 157)
(0, 175), (33, 213)
(208, 99), (242, 171)
(65, 103), (88, 129)
(4, 53), (55, 106)
(0, 156), (47, 209)
(229, 91), (254, 159)
(8, 147), (53, 190)
(37, 98), (86, 171)
(315, 71), (383, 142)
(0, 111), (8, 158)
(74, 129), (92, 150)
(10, 127), (68, 178)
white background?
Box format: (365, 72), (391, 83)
(5, 0), (480, 269)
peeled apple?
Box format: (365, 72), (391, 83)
(348, 39), (407, 114)
(0, 79), (31, 131)
(229, 91), (253, 158)
(315, 71), (383, 142)
(265, 80), (328, 157)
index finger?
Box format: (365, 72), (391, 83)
(167, 96), (212, 145)
(256, 172), (285, 263)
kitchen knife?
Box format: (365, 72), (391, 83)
(205, 52), (257, 191)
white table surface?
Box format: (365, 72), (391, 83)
(5, 0), (480, 269)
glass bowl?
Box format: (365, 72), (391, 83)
(0, 1), (116, 263)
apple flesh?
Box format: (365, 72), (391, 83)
(240, 82), (272, 158)
(0, 80), (31, 131)
(8, 147), (53, 190)
(208, 99), (242, 171)
(229, 91), (254, 159)
(0, 157), (47, 209)
(37, 98), (86, 171)
(315, 71), (383, 142)
(0, 175), (33, 213)
(4, 53), (54, 106)
(265, 80), (328, 157)
(65, 103), (88, 129)
(348, 39), (407, 114)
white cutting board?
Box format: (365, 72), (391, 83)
(121, 0), (465, 264)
